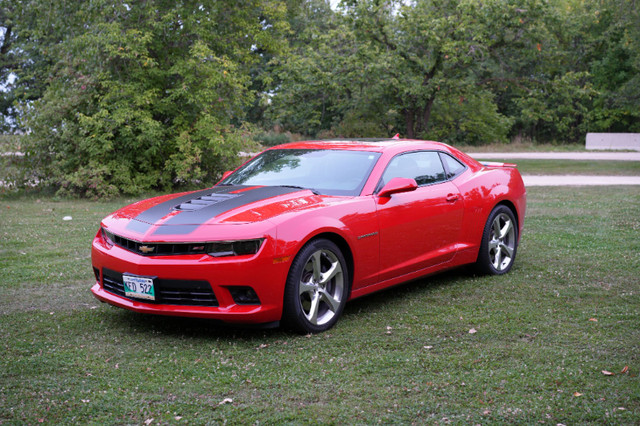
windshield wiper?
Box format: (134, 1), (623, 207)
(276, 185), (319, 195)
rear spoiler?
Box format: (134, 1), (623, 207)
(480, 161), (518, 168)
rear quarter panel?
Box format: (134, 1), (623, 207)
(452, 166), (526, 264)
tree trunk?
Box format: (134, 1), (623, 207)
(422, 96), (435, 133)
(404, 108), (415, 138)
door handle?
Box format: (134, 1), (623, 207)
(446, 194), (459, 203)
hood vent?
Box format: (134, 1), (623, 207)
(174, 192), (240, 212)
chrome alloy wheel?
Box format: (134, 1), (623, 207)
(298, 249), (345, 326)
(488, 212), (516, 272)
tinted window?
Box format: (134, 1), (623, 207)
(440, 153), (466, 178)
(222, 149), (381, 196)
(380, 151), (446, 187)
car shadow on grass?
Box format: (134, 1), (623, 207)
(98, 266), (480, 340)
(341, 266), (475, 318)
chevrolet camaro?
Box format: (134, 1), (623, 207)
(91, 139), (526, 333)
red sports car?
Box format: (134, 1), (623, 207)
(91, 139), (526, 333)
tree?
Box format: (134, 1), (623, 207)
(268, 0), (542, 143)
(18, 0), (290, 197)
(585, 0), (640, 133)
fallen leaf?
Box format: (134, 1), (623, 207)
(601, 370), (614, 376)
(588, 318), (598, 322)
(258, 344), (268, 349)
(469, 328), (477, 334)
(423, 345), (433, 349)
(174, 416), (183, 420)
(573, 392), (582, 397)
(482, 410), (491, 415)
(219, 398), (233, 405)
(144, 419), (153, 425)
(621, 366), (629, 374)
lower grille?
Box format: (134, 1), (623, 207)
(102, 268), (218, 307)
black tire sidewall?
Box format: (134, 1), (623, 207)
(282, 239), (349, 334)
(476, 205), (518, 275)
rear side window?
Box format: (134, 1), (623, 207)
(440, 153), (466, 179)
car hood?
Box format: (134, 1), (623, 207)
(103, 185), (341, 238)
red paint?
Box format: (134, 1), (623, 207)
(91, 139), (526, 325)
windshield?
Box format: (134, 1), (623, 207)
(221, 149), (381, 196)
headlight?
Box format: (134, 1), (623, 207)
(208, 239), (264, 257)
(101, 227), (114, 248)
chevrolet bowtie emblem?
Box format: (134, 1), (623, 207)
(139, 245), (155, 254)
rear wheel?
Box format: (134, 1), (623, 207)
(282, 239), (349, 334)
(476, 205), (518, 275)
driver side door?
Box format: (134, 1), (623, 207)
(376, 151), (464, 282)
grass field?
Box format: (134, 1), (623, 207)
(1, 187), (639, 424)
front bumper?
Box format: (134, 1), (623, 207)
(90, 234), (291, 324)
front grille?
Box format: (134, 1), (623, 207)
(102, 268), (218, 307)
(103, 229), (210, 256)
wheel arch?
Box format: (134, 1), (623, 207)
(303, 232), (355, 297)
(495, 199), (520, 232)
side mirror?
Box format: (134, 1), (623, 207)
(222, 170), (233, 180)
(377, 177), (418, 198)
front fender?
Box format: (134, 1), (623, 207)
(272, 197), (380, 289)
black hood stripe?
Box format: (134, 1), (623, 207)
(126, 185), (300, 235)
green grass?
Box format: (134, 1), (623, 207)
(485, 159), (640, 176)
(1, 188), (639, 424)
(459, 141), (589, 153)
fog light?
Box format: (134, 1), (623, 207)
(228, 286), (261, 305)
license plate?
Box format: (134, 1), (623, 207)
(123, 274), (156, 301)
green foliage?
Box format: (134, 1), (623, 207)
(265, 0), (638, 144)
(2, 0), (639, 197)
(253, 131), (292, 147)
(515, 72), (596, 143)
(19, 0), (289, 197)
(427, 91), (513, 145)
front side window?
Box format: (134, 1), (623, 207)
(379, 151), (447, 188)
(222, 149), (381, 196)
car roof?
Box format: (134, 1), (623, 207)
(271, 139), (452, 153)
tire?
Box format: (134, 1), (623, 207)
(475, 205), (518, 275)
(282, 239), (349, 334)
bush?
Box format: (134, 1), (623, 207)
(253, 131), (291, 147)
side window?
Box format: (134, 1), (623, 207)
(440, 153), (467, 178)
(380, 151), (447, 187)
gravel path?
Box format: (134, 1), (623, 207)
(522, 175), (640, 186)
(470, 152), (640, 161)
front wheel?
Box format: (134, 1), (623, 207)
(282, 239), (349, 334)
(476, 205), (518, 275)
